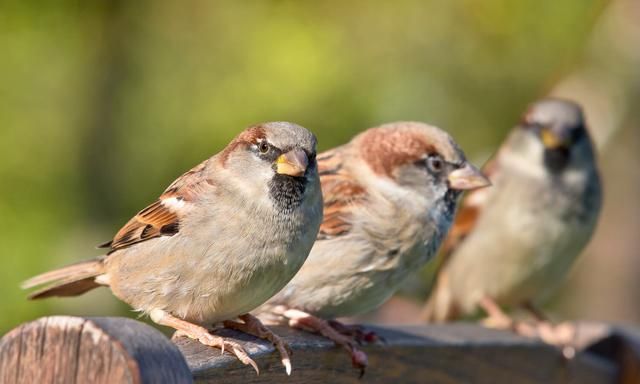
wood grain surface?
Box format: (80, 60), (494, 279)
(0, 316), (192, 384)
(3, 317), (640, 384)
(174, 323), (619, 384)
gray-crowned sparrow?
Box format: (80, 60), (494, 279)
(23, 122), (323, 374)
(422, 99), (602, 348)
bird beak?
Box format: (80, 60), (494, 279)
(448, 163), (491, 191)
(541, 128), (569, 150)
(275, 148), (309, 177)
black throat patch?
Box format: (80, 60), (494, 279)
(443, 188), (461, 217)
(544, 147), (571, 173)
(269, 174), (307, 214)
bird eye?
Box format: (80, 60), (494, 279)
(426, 156), (444, 173)
(258, 141), (270, 154)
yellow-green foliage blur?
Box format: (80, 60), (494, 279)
(1, 0), (639, 334)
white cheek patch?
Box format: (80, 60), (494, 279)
(162, 197), (186, 209)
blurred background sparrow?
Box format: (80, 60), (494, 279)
(422, 99), (602, 344)
(22, 122), (323, 374)
(256, 122), (489, 371)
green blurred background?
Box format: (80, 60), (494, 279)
(1, 0), (638, 334)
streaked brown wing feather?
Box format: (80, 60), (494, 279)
(99, 159), (210, 253)
(317, 146), (367, 240)
(103, 200), (180, 252)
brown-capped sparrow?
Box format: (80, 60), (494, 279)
(255, 122), (490, 373)
(422, 99), (602, 352)
(23, 122), (323, 375)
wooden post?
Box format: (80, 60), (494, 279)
(0, 316), (192, 384)
(586, 325), (640, 384)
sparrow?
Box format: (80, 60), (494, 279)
(422, 99), (602, 346)
(22, 122), (323, 375)
(255, 121), (490, 373)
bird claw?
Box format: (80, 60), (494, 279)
(224, 339), (260, 375)
(284, 310), (369, 376)
(536, 321), (578, 359)
(327, 320), (383, 345)
(362, 330), (385, 344)
(483, 315), (579, 360)
(173, 328), (259, 374)
(351, 348), (368, 377)
(224, 314), (293, 375)
(282, 357), (292, 376)
(479, 298), (578, 359)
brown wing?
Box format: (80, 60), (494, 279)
(316, 146), (368, 240)
(99, 159), (210, 253)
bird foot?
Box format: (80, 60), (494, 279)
(521, 302), (577, 357)
(223, 313), (292, 375)
(327, 320), (385, 344)
(535, 321), (577, 358)
(172, 328), (259, 373)
(282, 308), (368, 376)
(482, 315), (577, 358)
(477, 298), (578, 358)
(151, 309), (258, 374)
(479, 296), (538, 336)
(482, 316), (543, 344)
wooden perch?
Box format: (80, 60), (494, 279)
(1, 316), (639, 383)
(0, 316), (192, 384)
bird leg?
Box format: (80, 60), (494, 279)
(479, 296), (515, 329)
(523, 301), (555, 339)
(151, 309), (259, 374)
(223, 313), (292, 375)
(327, 319), (385, 344)
(523, 301), (550, 322)
(281, 308), (368, 377)
(479, 296), (537, 337)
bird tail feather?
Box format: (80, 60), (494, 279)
(22, 258), (106, 300)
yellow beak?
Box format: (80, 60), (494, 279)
(447, 163), (491, 191)
(275, 148), (309, 177)
(541, 128), (568, 149)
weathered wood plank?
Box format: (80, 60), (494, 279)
(174, 324), (619, 384)
(0, 316), (192, 384)
(3, 317), (638, 383)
